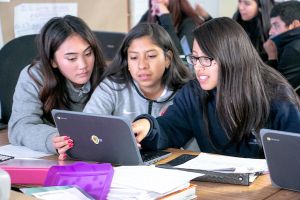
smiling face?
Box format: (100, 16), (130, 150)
(52, 33), (95, 88)
(192, 40), (218, 91)
(127, 36), (170, 99)
(238, 0), (258, 21)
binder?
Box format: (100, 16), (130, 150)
(157, 164), (259, 186)
(157, 164), (256, 186)
(156, 154), (261, 186)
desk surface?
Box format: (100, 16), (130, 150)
(1, 129), (300, 200)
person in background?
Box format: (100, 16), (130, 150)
(233, 0), (275, 61)
(8, 15), (106, 154)
(53, 23), (192, 159)
(139, 0), (210, 55)
(132, 17), (300, 159)
(263, 1), (300, 95)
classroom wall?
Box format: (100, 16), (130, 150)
(0, 0), (238, 47)
(219, 0), (237, 18)
(0, 0), (129, 45)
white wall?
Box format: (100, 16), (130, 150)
(129, 0), (148, 28)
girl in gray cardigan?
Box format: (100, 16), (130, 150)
(54, 23), (192, 159)
(8, 15), (106, 154)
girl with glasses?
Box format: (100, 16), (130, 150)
(132, 17), (300, 158)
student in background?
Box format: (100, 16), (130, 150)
(139, 0), (209, 55)
(132, 17), (300, 159)
(233, 0), (275, 61)
(53, 23), (192, 159)
(8, 15), (106, 154)
(263, 1), (300, 95)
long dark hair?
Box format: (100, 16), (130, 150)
(147, 0), (203, 29)
(233, 0), (274, 59)
(193, 17), (299, 149)
(29, 15), (106, 122)
(103, 23), (191, 91)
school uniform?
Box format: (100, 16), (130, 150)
(138, 80), (300, 158)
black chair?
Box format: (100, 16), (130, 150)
(295, 85), (300, 96)
(93, 31), (126, 61)
(0, 34), (38, 125)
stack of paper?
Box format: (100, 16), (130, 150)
(107, 166), (201, 200)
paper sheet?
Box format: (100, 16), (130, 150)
(0, 144), (53, 158)
(111, 166), (200, 194)
(175, 153), (268, 173)
(14, 3), (77, 38)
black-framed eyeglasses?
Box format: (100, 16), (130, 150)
(185, 54), (214, 67)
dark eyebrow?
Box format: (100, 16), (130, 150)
(83, 46), (92, 52)
(64, 46), (92, 56)
(128, 49), (158, 54)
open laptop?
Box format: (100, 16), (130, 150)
(51, 110), (171, 166)
(180, 35), (191, 56)
(93, 31), (126, 61)
(180, 35), (193, 71)
(260, 129), (300, 192)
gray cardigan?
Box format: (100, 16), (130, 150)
(8, 64), (91, 153)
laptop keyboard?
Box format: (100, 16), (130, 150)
(140, 150), (171, 165)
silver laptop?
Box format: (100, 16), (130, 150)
(260, 129), (300, 192)
(51, 110), (171, 166)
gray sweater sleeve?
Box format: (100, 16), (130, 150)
(8, 66), (57, 154)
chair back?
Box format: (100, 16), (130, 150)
(295, 85), (300, 96)
(0, 34), (37, 124)
(93, 31), (126, 61)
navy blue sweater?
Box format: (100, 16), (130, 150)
(140, 80), (300, 158)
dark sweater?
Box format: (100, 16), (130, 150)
(270, 27), (300, 93)
(235, 15), (268, 61)
(139, 80), (300, 158)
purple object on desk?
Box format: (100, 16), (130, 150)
(44, 162), (114, 200)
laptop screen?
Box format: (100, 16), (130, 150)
(180, 35), (191, 56)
